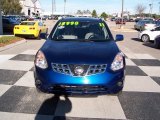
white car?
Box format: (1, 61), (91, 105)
(139, 26), (160, 42)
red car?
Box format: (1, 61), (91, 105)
(115, 19), (126, 24)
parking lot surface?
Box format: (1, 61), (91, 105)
(0, 20), (160, 120)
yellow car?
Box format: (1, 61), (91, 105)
(14, 21), (48, 39)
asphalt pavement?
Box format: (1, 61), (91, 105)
(0, 20), (160, 120)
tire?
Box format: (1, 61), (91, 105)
(46, 28), (48, 34)
(154, 37), (160, 49)
(141, 34), (150, 42)
(37, 30), (41, 40)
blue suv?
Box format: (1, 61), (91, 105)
(34, 17), (126, 95)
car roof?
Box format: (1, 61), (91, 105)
(22, 21), (38, 23)
(60, 17), (103, 22)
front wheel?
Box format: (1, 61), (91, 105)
(141, 34), (150, 42)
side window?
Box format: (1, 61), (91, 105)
(38, 22), (43, 26)
(155, 27), (160, 31)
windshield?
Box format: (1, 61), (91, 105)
(51, 21), (111, 41)
(20, 22), (35, 25)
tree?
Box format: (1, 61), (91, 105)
(100, 12), (108, 20)
(77, 10), (91, 15)
(76, 10), (83, 15)
(86, 9), (91, 14)
(92, 10), (97, 17)
(0, 0), (22, 15)
(135, 4), (146, 17)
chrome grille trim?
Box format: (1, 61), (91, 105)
(51, 63), (72, 75)
(51, 63), (107, 76)
(87, 64), (107, 75)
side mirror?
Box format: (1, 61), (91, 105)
(40, 33), (47, 39)
(115, 34), (124, 41)
(151, 29), (155, 31)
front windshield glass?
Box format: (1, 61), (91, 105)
(51, 21), (111, 41)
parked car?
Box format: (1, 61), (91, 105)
(3, 15), (21, 23)
(139, 26), (160, 43)
(111, 17), (116, 21)
(20, 16), (29, 21)
(143, 18), (154, 21)
(42, 16), (47, 20)
(48, 16), (53, 20)
(128, 18), (134, 22)
(135, 18), (142, 23)
(34, 17), (126, 95)
(2, 18), (19, 32)
(14, 21), (48, 39)
(154, 35), (160, 49)
(155, 21), (160, 27)
(115, 18), (126, 24)
(134, 20), (156, 31)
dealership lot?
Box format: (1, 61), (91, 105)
(0, 20), (160, 120)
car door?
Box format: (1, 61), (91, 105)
(150, 27), (160, 40)
(137, 21), (141, 29)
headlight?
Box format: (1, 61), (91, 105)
(111, 52), (124, 71)
(35, 51), (48, 69)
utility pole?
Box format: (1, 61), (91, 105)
(159, 2), (160, 16)
(64, 0), (66, 15)
(52, 0), (53, 15)
(54, 0), (56, 12)
(149, 4), (151, 17)
(121, 0), (124, 29)
(0, 5), (3, 35)
(149, 4), (152, 18)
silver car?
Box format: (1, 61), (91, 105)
(134, 20), (156, 31)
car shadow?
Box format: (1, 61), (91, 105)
(35, 94), (72, 120)
(131, 38), (142, 42)
(142, 42), (156, 49)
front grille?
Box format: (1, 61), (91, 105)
(51, 63), (107, 76)
(88, 65), (107, 75)
(52, 63), (72, 75)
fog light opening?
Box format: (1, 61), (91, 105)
(36, 80), (42, 86)
(117, 81), (123, 87)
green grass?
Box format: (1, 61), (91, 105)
(0, 36), (23, 47)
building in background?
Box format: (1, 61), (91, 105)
(20, 0), (42, 17)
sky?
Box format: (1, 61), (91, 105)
(39, 0), (160, 15)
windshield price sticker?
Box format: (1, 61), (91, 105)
(58, 21), (79, 26)
(99, 23), (105, 27)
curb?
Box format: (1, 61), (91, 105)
(0, 39), (27, 52)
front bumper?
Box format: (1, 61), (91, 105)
(34, 67), (125, 95)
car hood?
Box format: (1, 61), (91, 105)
(41, 40), (120, 64)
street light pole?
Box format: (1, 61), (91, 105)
(64, 0), (66, 15)
(52, 0), (53, 15)
(149, 4), (152, 17)
(121, 0), (124, 29)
